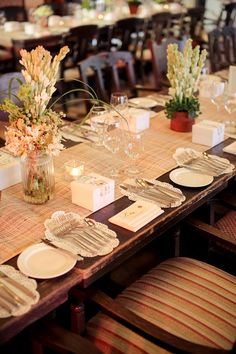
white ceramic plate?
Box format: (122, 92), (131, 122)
(169, 168), (214, 188)
(129, 97), (157, 108)
(17, 243), (76, 279)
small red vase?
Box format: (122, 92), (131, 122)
(170, 111), (195, 132)
(128, 4), (140, 14)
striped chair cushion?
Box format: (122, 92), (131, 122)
(86, 313), (168, 354)
(115, 257), (236, 350)
(215, 210), (236, 242)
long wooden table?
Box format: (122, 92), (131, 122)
(0, 103), (236, 344)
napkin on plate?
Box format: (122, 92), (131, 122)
(109, 200), (164, 232)
(223, 141), (236, 155)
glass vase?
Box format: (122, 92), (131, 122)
(20, 153), (55, 204)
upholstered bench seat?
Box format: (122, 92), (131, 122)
(87, 313), (168, 354)
(215, 210), (236, 243)
(87, 257), (236, 352)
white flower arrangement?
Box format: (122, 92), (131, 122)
(165, 39), (207, 119)
(33, 5), (53, 18)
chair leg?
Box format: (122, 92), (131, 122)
(31, 339), (44, 354)
(70, 302), (85, 334)
(174, 226), (181, 257)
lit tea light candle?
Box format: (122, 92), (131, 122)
(64, 160), (84, 181)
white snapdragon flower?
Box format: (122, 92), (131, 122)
(167, 39), (207, 102)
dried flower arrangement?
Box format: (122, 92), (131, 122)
(0, 45), (69, 158)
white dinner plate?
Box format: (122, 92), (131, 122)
(17, 243), (77, 279)
(169, 168), (214, 188)
(129, 97), (158, 108)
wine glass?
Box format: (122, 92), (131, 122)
(0, 11), (6, 27)
(124, 132), (144, 175)
(223, 87), (236, 135)
(103, 115), (126, 177)
(224, 89), (236, 115)
(209, 79), (227, 111)
(110, 92), (128, 116)
(89, 105), (108, 147)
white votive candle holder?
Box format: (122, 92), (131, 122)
(64, 160), (84, 181)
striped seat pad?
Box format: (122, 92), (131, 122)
(86, 313), (169, 354)
(215, 210), (236, 242)
(116, 257), (236, 350)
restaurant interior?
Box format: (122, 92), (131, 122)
(0, 0), (236, 353)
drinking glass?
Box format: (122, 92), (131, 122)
(89, 105), (108, 146)
(209, 80), (227, 111)
(0, 11), (6, 26)
(223, 87), (236, 135)
(224, 90), (236, 115)
(103, 115), (126, 177)
(124, 132), (144, 175)
(110, 92), (128, 115)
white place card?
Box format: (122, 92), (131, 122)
(109, 200), (164, 232)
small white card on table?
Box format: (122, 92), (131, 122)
(109, 200), (164, 232)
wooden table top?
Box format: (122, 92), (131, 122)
(0, 103), (235, 344)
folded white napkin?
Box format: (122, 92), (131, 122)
(109, 200), (164, 232)
(223, 141), (236, 155)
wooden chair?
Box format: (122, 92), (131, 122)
(208, 26), (236, 73)
(149, 37), (186, 90)
(112, 17), (148, 81)
(217, 3), (236, 28)
(104, 51), (137, 97)
(184, 180), (236, 267)
(149, 12), (171, 44)
(12, 34), (66, 72)
(112, 17), (147, 55)
(77, 51), (161, 111)
(77, 54), (108, 105)
(0, 71), (24, 141)
(0, 47), (15, 74)
(183, 7), (206, 47)
(0, 6), (27, 22)
(30, 257), (236, 354)
(97, 24), (113, 52)
(62, 24), (99, 83)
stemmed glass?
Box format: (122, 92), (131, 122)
(103, 115), (126, 177)
(89, 105), (108, 147)
(124, 132), (144, 175)
(110, 92), (128, 116)
(223, 87), (236, 135)
(209, 80), (227, 111)
(0, 11), (6, 27)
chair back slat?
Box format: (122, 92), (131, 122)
(208, 26), (236, 72)
(66, 24), (99, 64)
